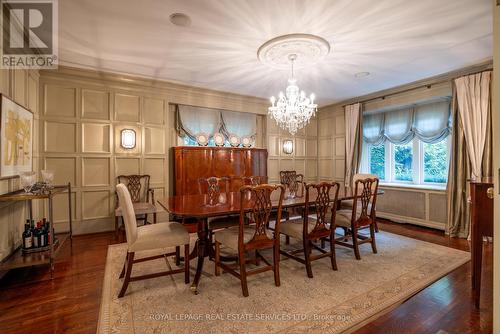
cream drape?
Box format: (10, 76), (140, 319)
(345, 103), (361, 187)
(454, 71), (491, 180)
(447, 71), (493, 238)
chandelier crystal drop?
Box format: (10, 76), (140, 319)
(268, 54), (317, 135)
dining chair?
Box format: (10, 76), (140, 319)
(279, 182), (340, 278)
(198, 176), (239, 231)
(334, 177), (379, 260)
(115, 183), (190, 298)
(114, 175), (157, 238)
(340, 173), (379, 232)
(279, 170), (304, 197)
(214, 184), (285, 297)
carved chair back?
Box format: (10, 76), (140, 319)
(198, 177), (230, 202)
(279, 170), (304, 195)
(117, 175), (151, 203)
(243, 176), (266, 186)
(303, 182), (340, 239)
(239, 184), (285, 251)
(351, 178), (379, 228)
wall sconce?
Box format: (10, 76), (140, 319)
(121, 129), (136, 149)
(283, 139), (293, 154)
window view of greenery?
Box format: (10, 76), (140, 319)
(394, 142), (413, 181)
(369, 145), (385, 180)
(423, 140), (448, 183)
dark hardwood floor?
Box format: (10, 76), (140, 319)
(0, 220), (492, 334)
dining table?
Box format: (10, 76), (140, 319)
(157, 185), (383, 294)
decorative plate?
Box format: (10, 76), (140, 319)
(241, 136), (252, 148)
(196, 133), (209, 146)
(228, 134), (240, 147)
(213, 132), (225, 147)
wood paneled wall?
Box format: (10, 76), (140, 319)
(0, 69), (39, 261)
(266, 116), (318, 183)
(39, 66), (268, 235)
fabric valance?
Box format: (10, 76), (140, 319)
(176, 105), (257, 140)
(363, 99), (451, 145)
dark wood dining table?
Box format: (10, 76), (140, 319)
(157, 185), (383, 294)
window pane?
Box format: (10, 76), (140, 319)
(423, 140), (448, 183)
(369, 145), (385, 180)
(394, 142), (413, 181)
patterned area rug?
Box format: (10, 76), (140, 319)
(97, 231), (469, 334)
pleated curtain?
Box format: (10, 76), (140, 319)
(345, 103), (361, 187)
(362, 100), (451, 145)
(175, 105), (256, 141)
(446, 71), (492, 238)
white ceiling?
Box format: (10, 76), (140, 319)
(59, 0), (492, 106)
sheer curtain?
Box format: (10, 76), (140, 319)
(362, 99), (451, 145)
(176, 105), (222, 140)
(345, 103), (361, 187)
(220, 110), (257, 138)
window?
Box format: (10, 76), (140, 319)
(361, 136), (450, 186)
(368, 144), (385, 180)
(361, 98), (451, 187)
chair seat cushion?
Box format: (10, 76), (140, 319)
(279, 217), (317, 240)
(129, 221), (189, 252)
(116, 202), (156, 216)
(334, 207), (373, 228)
(214, 225), (273, 251)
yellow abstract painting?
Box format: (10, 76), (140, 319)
(1, 95), (33, 177)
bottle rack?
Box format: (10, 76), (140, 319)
(0, 183), (72, 278)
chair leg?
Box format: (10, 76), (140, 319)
(374, 219), (379, 233)
(239, 251), (249, 297)
(285, 236), (290, 245)
(175, 246), (181, 266)
(329, 232), (338, 271)
(154, 212), (157, 224)
(214, 241), (221, 276)
(352, 227), (361, 260)
(119, 256), (126, 278)
(114, 216), (119, 239)
(273, 244), (280, 287)
(144, 214), (149, 225)
(321, 238), (326, 249)
(184, 244), (190, 284)
(118, 252), (135, 298)
(303, 239), (313, 278)
(370, 224), (378, 254)
(255, 250), (261, 266)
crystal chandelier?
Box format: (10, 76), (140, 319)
(268, 54), (317, 135)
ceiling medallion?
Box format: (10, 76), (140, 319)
(257, 33), (330, 70)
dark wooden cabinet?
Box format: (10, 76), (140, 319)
(469, 177), (494, 308)
(172, 146), (268, 195)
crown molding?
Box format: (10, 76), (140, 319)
(39, 65), (269, 111)
(319, 59), (493, 112)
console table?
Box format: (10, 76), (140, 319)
(0, 183), (73, 278)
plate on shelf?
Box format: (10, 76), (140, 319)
(241, 136), (252, 148)
(196, 133), (209, 146)
(228, 134), (240, 147)
(213, 132), (225, 147)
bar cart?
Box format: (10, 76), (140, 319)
(0, 182), (72, 278)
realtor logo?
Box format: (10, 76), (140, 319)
(1, 0), (58, 69)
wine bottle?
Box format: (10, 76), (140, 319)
(33, 227), (39, 248)
(22, 223), (32, 249)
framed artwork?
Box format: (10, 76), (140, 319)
(0, 94), (33, 178)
